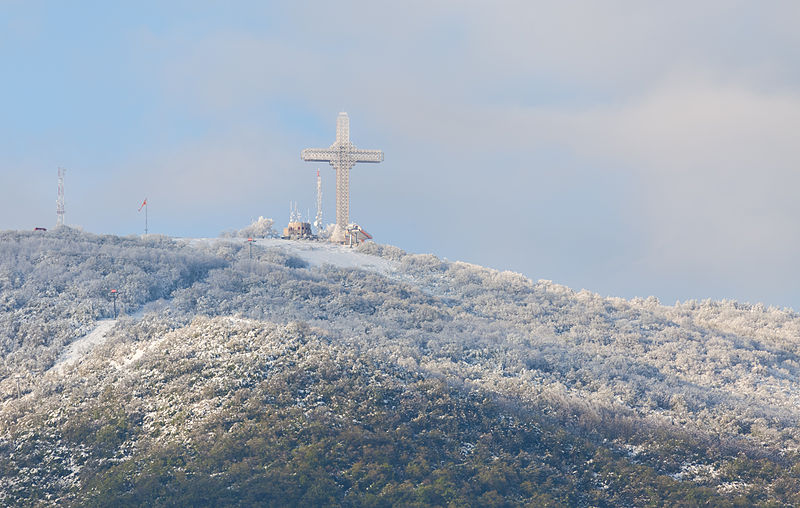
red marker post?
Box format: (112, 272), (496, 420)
(247, 237), (256, 260)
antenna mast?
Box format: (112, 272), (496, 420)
(289, 201), (302, 223)
(314, 169), (323, 231)
(56, 167), (66, 227)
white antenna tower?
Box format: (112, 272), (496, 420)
(56, 167), (66, 227)
(314, 169), (323, 231)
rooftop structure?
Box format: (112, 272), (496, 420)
(283, 201), (312, 239)
(282, 221), (312, 239)
(345, 224), (372, 246)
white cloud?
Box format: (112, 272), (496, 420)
(531, 76), (800, 282)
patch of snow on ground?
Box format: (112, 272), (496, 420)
(671, 462), (720, 482)
(127, 348), (145, 364)
(109, 346), (146, 371)
(273, 239), (398, 274)
(50, 320), (116, 373)
(184, 238), (399, 275)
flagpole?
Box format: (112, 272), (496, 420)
(139, 198), (148, 235)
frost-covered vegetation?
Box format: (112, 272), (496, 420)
(220, 216), (277, 238)
(1, 228), (799, 505)
(0, 229), (223, 374)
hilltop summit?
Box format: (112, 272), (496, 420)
(1, 228), (799, 505)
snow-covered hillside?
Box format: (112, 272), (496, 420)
(1, 228), (799, 505)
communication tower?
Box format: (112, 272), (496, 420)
(56, 167), (66, 227)
(314, 169), (323, 231)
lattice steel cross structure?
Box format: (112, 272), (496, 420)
(301, 112), (383, 240)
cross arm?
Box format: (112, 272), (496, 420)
(301, 148), (336, 162)
(352, 149), (384, 163)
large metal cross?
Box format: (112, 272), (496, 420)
(301, 112), (383, 240)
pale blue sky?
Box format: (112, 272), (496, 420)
(2, 1), (800, 309)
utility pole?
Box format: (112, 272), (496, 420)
(110, 289), (118, 319)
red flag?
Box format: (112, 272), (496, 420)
(138, 198), (147, 212)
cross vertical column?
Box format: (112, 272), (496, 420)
(337, 163), (350, 234)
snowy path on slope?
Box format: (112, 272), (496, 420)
(50, 319), (116, 373)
